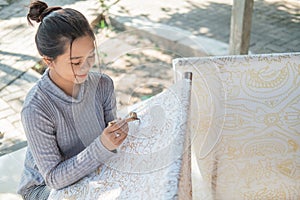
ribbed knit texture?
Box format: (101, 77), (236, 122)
(23, 185), (50, 200)
(17, 70), (117, 196)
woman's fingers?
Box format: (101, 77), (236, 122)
(115, 132), (127, 145)
(117, 123), (128, 135)
(108, 119), (125, 130)
(100, 118), (129, 151)
(108, 119), (128, 134)
(110, 124), (128, 140)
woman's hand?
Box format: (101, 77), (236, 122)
(100, 119), (129, 151)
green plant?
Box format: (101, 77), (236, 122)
(32, 60), (47, 75)
(98, 0), (121, 28)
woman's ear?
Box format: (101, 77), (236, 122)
(43, 56), (54, 68)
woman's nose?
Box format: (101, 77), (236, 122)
(80, 60), (92, 71)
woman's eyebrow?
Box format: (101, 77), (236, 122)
(70, 56), (82, 60)
(70, 48), (95, 60)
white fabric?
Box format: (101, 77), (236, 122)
(173, 53), (300, 199)
(48, 79), (192, 200)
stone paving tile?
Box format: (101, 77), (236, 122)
(7, 112), (21, 124)
(0, 69), (40, 156)
(0, 99), (10, 110)
(0, 108), (15, 119)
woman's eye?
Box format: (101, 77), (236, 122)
(71, 62), (81, 66)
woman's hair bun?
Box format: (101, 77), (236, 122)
(27, 1), (62, 25)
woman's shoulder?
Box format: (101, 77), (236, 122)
(23, 82), (42, 108)
(22, 79), (50, 111)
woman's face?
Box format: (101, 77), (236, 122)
(49, 35), (95, 85)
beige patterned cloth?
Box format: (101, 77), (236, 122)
(48, 79), (192, 200)
(173, 53), (300, 200)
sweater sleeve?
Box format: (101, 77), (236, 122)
(99, 74), (117, 125)
(21, 105), (115, 190)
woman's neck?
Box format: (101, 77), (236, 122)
(49, 70), (80, 98)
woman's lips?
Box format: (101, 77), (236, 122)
(76, 74), (87, 78)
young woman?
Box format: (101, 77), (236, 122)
(17, 1), (128, 199)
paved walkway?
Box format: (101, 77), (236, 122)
(0, 0), (299, 155)
(111, 0), (300, 53)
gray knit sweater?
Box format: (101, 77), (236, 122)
(17, 70), (117, 196)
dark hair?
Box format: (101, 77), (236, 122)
(27, 1), (95, 60)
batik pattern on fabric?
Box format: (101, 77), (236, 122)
(173, 53), (300, 200)
(48, 79), (192, 200)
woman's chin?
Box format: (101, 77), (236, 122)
(74, 75), (88, 84)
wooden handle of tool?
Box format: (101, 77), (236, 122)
(108, 112), (139, 126)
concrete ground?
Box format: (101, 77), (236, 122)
(0, 0), (299, 199)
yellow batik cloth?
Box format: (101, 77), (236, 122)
(173, 53), (300, 200)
